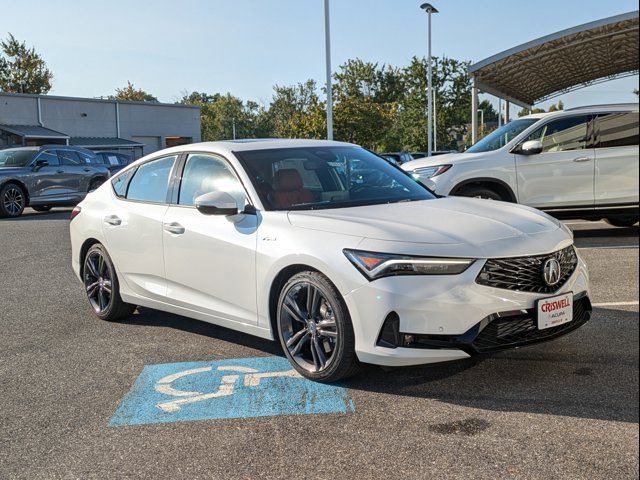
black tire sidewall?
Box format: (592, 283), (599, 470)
(605, 216), (639, 228)
(0, 183), (26, 218)
(276, 271), (357, 382)
(84, 244), (127, 321)
(459, 187), (503, 201)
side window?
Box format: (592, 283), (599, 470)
(58, 150), (82, 165)
(596, 112), (639, 148)
(522, 116), (590, 153)
(35, 150), (60, 166)
(126, 155), (177, 203)
(178, 154), (246, 207)
(111, 169), (135, 198)
(78, 151), (98, 165)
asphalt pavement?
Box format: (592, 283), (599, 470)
(0, 209), (638, 479)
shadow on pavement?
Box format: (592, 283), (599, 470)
(572, 225), (639, 248)
(123, 305), (639, 424)
(0, 209), (73, 222)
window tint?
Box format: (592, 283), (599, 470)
(522, 116), (590, 153)
(468, 119), (538, 153)
(36, 150), (60, 166)
(58, 150), (82, 165)
(111, 169), (135, 198)
(237, 147), (434, 211)
(126, 156), (176, 203)
(178, 154), (246, 207)
(596, 112), (639, 148)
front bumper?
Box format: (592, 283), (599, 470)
(343, 249), (590, 367)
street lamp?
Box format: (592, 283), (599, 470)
(420, 3), (438, 157)
(324, 0), (334, 141)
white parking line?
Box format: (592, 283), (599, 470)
(592, 301), (639, 307)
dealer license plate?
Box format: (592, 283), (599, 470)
(537, 292), (573, 330)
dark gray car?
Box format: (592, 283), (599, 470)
(0, 146), (110, 218)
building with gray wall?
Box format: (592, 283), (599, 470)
(0, 92), (201, 158)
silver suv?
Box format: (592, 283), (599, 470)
(403, 104), (639, 227)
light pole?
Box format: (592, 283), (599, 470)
(324, 0), (334, 141)
(420, 3), (438, 156)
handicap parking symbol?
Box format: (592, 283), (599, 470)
(109, 356), (355, 426)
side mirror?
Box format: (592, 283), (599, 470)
(520, 140), (543, 156)
(33, 159), (49, 170)
(195, 191), (239, 216)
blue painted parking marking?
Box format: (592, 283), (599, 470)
(109, 356), (355, 426)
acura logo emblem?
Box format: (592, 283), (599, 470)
(542, 258), (562, 287)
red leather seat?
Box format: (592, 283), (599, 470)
(272, 169), (314, 209)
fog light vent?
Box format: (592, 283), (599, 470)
(377, 312), (400, 349)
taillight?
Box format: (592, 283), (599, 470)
(70, 206), (82, 221)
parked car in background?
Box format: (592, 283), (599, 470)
(93, 151), (133, 175)
(381, 151), (460, 165)
(70, 139), (590, 382)
(403, 104), (640, 227)
(0, 146), (110, 218)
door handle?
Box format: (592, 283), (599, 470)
(56, 169), (65, 174)
(573, 157), (592, 163)
(163, 222), (185, 235)
(84, 168), (92, 172)
(104, 215), (122, 226)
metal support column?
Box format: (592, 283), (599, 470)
(471, 79), (479, 145)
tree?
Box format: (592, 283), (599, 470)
(180, 91), (270, 141)
(112, 81), (158, 102)
(0, 33), (53, 94)
(518, 106), (546, 117)
(548, 100), (564, 112)
(267, 80), (326, 139)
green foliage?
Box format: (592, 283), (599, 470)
(112, 81), (158, 102)
(518, 106), (546, 117)
(0, 33), (53, 94)
(181, 55), (475, 151)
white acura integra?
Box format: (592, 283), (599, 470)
(70, 139), (591, 382)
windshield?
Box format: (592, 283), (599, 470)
(236, 146), (435, 211)
(467, 119), (538, 153)
(0, 149), (37, 168)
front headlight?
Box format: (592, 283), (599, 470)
(343, 249), (476, 280)
(411, 164), (452, 180)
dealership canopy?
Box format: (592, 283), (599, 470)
(468, 10), (639, 141)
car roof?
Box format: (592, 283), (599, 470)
(154, 138), (357, 158)
(519, 103), (638, 120)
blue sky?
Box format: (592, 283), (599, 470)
(4, 0), (639, 113)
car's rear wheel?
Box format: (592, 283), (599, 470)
(605, 216), (639, 228)
(277, 271), (359, 382)
(88, 179), (104, 192)
(83, 244), (136, 321)
(0, 183), (26, 218)
(457, 185), (504, 201)
(32, 206), (52, 212)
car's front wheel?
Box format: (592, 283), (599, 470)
(277, 271), (359, 382)
(83, 244), (136, 321)
(0, 183), (26, 218)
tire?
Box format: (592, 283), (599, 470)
(0, 183), (26, 218)
(277, 271), (360, 382)
(605, 216), (639, 228)
(88, 179), (104, 192)
(32, 206), (52, 212)
(457, 185), (504, 201)
(83, 244), (136, 321)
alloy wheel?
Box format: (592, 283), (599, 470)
(3, 186), (24, 216)
(279, 282), (339, 373)
(84, 250), (113, 314)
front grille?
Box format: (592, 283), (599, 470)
(476, 246), (578, 294)
(471, 296), (591, 353)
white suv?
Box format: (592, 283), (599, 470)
(403, 104), (639, 227)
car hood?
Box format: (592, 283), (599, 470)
(287, 198), (570, 258)
(401, 151), (491, 171)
